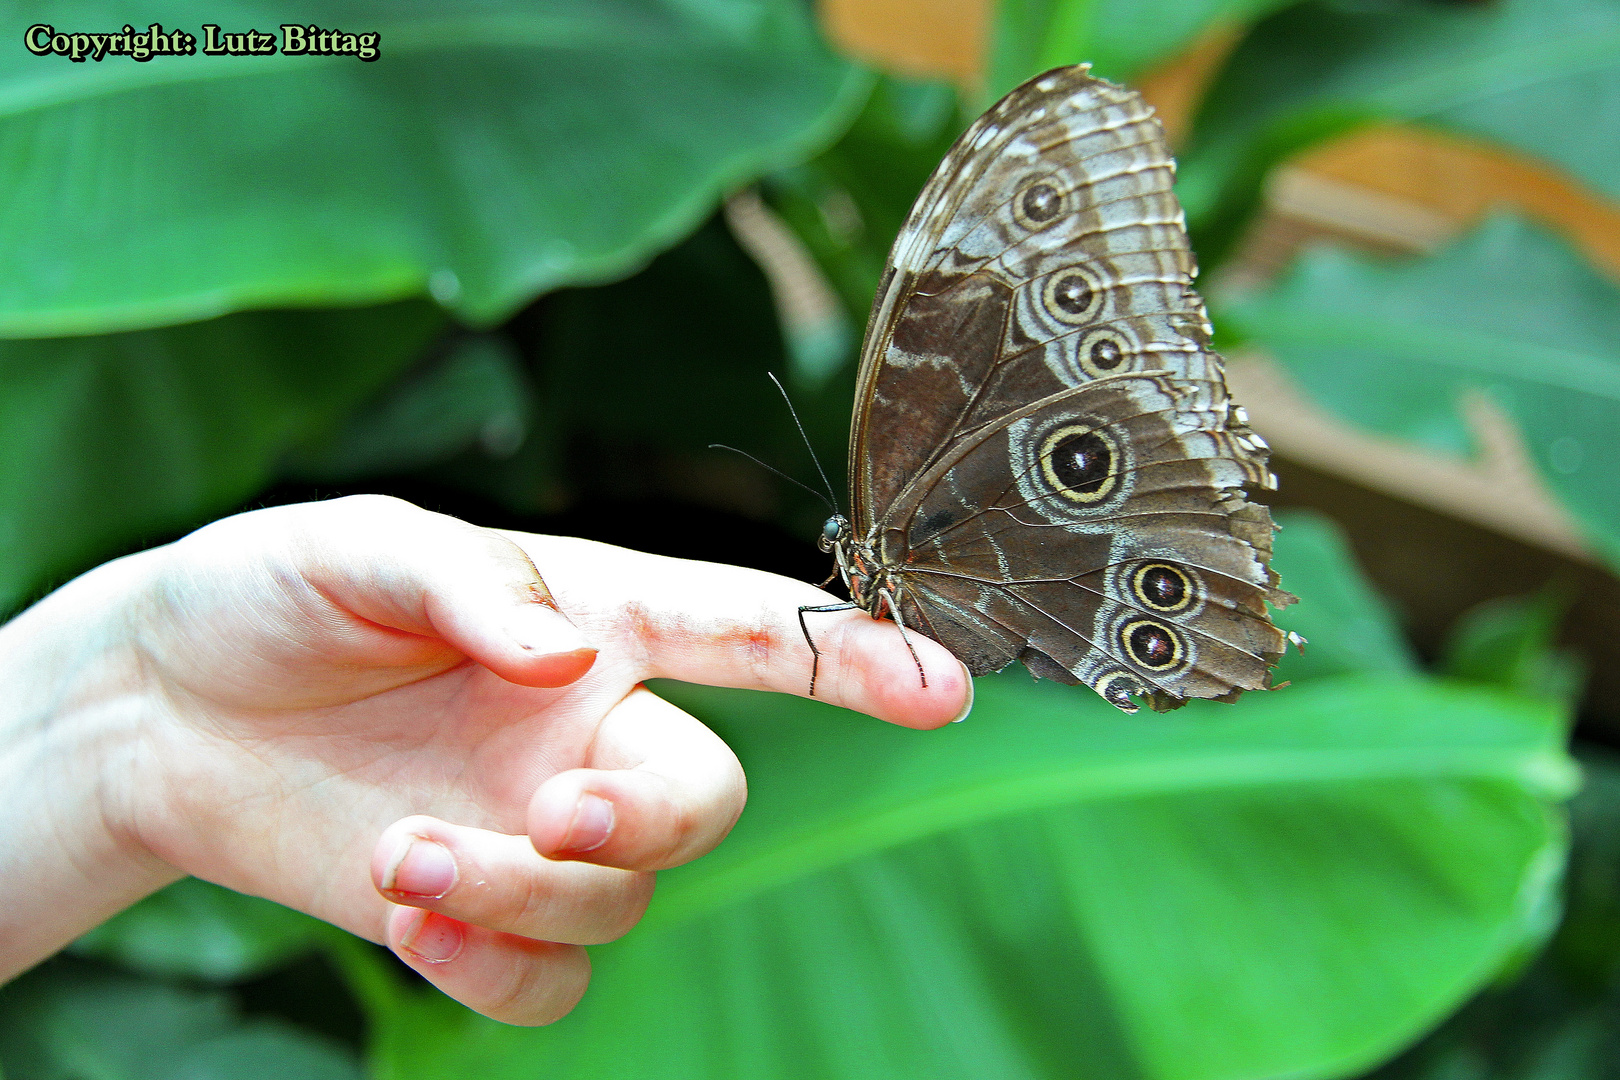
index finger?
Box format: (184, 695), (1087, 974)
(501, 534), (972, 730)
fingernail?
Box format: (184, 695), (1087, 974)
(399, 910), (464, 964)
(951, 668), (975, 724)
(561, 793), (615, 853)
(381, 836), (457, 899)
(506, 603), (596, 657)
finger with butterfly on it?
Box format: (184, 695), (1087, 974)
(499, 533), (973, 730)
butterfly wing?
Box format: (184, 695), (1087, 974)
(848, 66), (1292, 712)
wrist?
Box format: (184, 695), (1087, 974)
(0, 547), (181, 981)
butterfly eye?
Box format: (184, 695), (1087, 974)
(1131, 563), (1196, 614)
(1120, 618), (1185, 671)
(819, 515), (847, 552)
(1038, 424), (1120, 505)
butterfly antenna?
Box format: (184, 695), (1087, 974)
(708, 444), (836, 514)
(767, 372), (842, 514)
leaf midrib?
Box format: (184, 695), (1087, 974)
(645, 739), (1572, 929)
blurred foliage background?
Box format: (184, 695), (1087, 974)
(1, 1), (1618, 1077)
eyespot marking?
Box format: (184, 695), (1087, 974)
(1090, 337), (1122, 369)
(1013, 176), (1066, 229)
(1039, 424), (1119, 504)
(1040, 269), (1102, 326)
(1076, 327), (1132, 377)
(1131, 562), (1194, 614)
(1093, 669), (1143, 713)
(1121, 618), (1184, 671)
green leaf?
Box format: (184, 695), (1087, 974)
(764, 75), (967, 330)
(528, 216), (790, 461)
(988, 0), (1294, 98)
(1441, 591), (1585, 717)
(761, 75), (970, 476)
(363, 672), (1573, 1080)
(71, 878), (327, 983)
(0, 1), (865, 336)
(1180, 0), (1620, 267)
(1269, 509), (1419, 684)
(0, 959), (360, 1080)
(1224, 215), (1620, 575)
(0, 302), (443, 612)
(284, 332), (531, 482)
(1551, 750), (1620, 994)
(1356, 751), (1620, 1080)
(486, 210), (859, 526)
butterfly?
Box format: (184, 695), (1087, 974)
(804, 65), (1297, 714)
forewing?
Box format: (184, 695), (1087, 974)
(849, 66), (1216, 532)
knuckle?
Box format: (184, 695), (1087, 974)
(648, 788), (732, 869)
(720, 772), (748, 834)
(593, 873), (655, 943)
(485, 946), (588, 1026)
(654, 800), (703, 867)
(710, 608), (784, 691)
(829, 620), (865, 701)
(640, 764), (747, 870)
(743, 608), (776, 688)
(510, 872), (560, 932)
(335, 492), (415, 514)
(616, 600), (660, 672)
(322, 493), (418, 530)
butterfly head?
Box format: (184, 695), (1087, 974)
(818, 514), (881, 613)
(818, 514), (851, 554)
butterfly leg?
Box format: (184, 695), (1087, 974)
(798, 602), (857, 697)
(876, 587), (928, 690)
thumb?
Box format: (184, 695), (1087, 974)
(290, 495), (598, 688)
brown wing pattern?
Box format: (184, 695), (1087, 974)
(848, 65), (1293, 712)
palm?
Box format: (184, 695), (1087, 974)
(136, 573), (640, 940)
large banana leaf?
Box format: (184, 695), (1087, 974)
(1179, 0), (1620, 266)
(355, 676), (1569, 1080)
(0, 0), (864, 336)
(0, 302), (443, 612)
(346, 516), (1576, 1080)
(1358, 753), (1620, 1080)
(1225, 215), (1620, 574)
